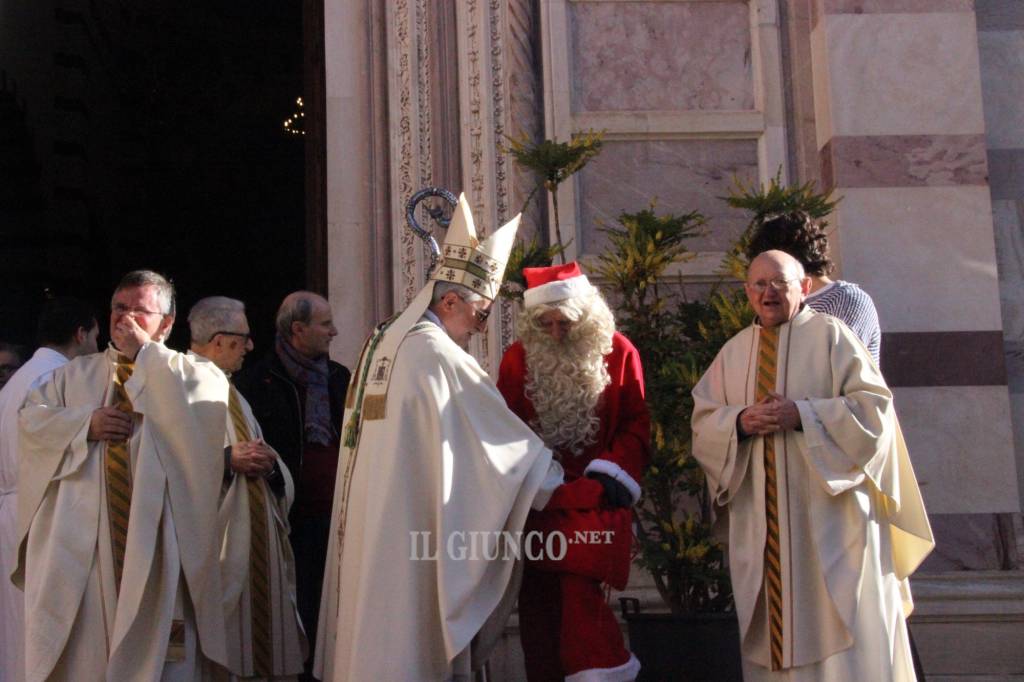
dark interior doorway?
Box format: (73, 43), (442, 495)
(0, 1), (311, 365)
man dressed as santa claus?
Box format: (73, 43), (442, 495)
(498, 262), (650, 681)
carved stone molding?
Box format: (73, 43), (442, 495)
(455, 0), (528, 371)
(387, 0), (435, 310)
(382, 0), (541, 370)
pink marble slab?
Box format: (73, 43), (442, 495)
(918, 513), (1018, 572)
(576, 139), (758, 256)
(821, 134), (989, 188)
(823, 0), (975, 15)
(570, 1), (753, 112)
(976, 0), (1024, 31)
(989, 148), (1024, 201)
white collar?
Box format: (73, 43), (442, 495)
(33, 346), (70, 363)
(422, 308), (447, 334)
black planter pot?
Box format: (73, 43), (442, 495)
(620, 598), (743, 682)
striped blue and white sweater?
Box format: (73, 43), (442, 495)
(806, 280), (881, 365)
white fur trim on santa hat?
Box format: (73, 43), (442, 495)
(583, 459), (642, 505)
(523, 274), (595, 308)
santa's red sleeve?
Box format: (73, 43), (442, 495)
(582, 333), (650, 504)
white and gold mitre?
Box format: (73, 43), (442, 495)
(429, 193), (521, 301)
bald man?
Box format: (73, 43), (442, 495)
(691, 251), (933, 681)
(233, 292), (350, 678)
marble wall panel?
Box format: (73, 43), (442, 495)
(820, 13), (986, 136)
(326, 94), (380, 368)
(978, 30), (1024, 150)
(575, 139), (759, 256)
(920, 513), (1013, 571)
(819, 0), (974, 17)
(911, 620), (1024, 677)
(834, 187), (1003, 332)
(1008, 341), (1024, 395)
(1011, 392), (1024, 508)
(324, 1), (391, 368)
(809, 13), (835, 150)
(821, 134), (988, 189)
(569, 1), (753, 113)
(782, 0), (823, 185)
(993, 200), (1024, 348)
(976, 0), (1024, 32)
(892, 386), (1019, 514)
(997, 198), (1024, 502)
(880, 331), (1006, 387)
(989, 148), (1024, 201)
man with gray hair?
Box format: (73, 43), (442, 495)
(15, 270), (230, 679)
(234, 290), (349, 677)
(315, 194), (563, 681)
(187, 296), (306, 678)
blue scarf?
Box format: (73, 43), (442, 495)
(275, 335), (335, 446)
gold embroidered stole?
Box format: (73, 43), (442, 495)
(755, 326), (784, 670)
(228, 386), (273, 676)
(104, 357), (135, 593)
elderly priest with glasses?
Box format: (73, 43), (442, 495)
(186, 296), (307, 680)
(691, 250), (934, 681)
(314, 194), (564, 682)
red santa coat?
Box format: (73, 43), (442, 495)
(497, 331), (650, 589)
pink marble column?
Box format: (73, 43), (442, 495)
(809, 0), (1020, 563)
(806, 2), (1024, 672)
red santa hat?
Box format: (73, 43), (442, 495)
(522, 261), (596, 308)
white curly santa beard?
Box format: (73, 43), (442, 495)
(521, 327), (612, 457)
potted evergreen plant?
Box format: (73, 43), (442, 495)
(590, 204), (750, 681)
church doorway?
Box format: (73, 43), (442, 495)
(0, 1), (321, 364)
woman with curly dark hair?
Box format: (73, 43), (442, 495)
(745, 212), (881, 364)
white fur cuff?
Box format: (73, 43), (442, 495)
(584, 459), (642, 505)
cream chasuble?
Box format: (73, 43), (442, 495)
(213, 356), (306, 681)
(314, 316), (562, 682)
(0, 347), (68, 682)
(692, 308), (933, 681)
(14, 344), (229, 682)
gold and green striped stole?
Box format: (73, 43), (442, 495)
(755, 325), (784, 671)
(104, 356), (135, 594)
(228, 386), (273, 677)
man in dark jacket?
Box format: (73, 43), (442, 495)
(234, 291), (350, 679)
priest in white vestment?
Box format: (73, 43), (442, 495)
(14, 271), (228, 682)
(691, 251), (934, 681)
(186, 296), (307, 680)
(0, 298), (99, 682)
(314, 194), (564, 681)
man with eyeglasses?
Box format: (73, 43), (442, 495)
(745, 211), (882, 365)
(691, 251), (933, 681)
(14, 270), (231, 679)
(186, 296), (306, 679)
(314, 194), (563, 682)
